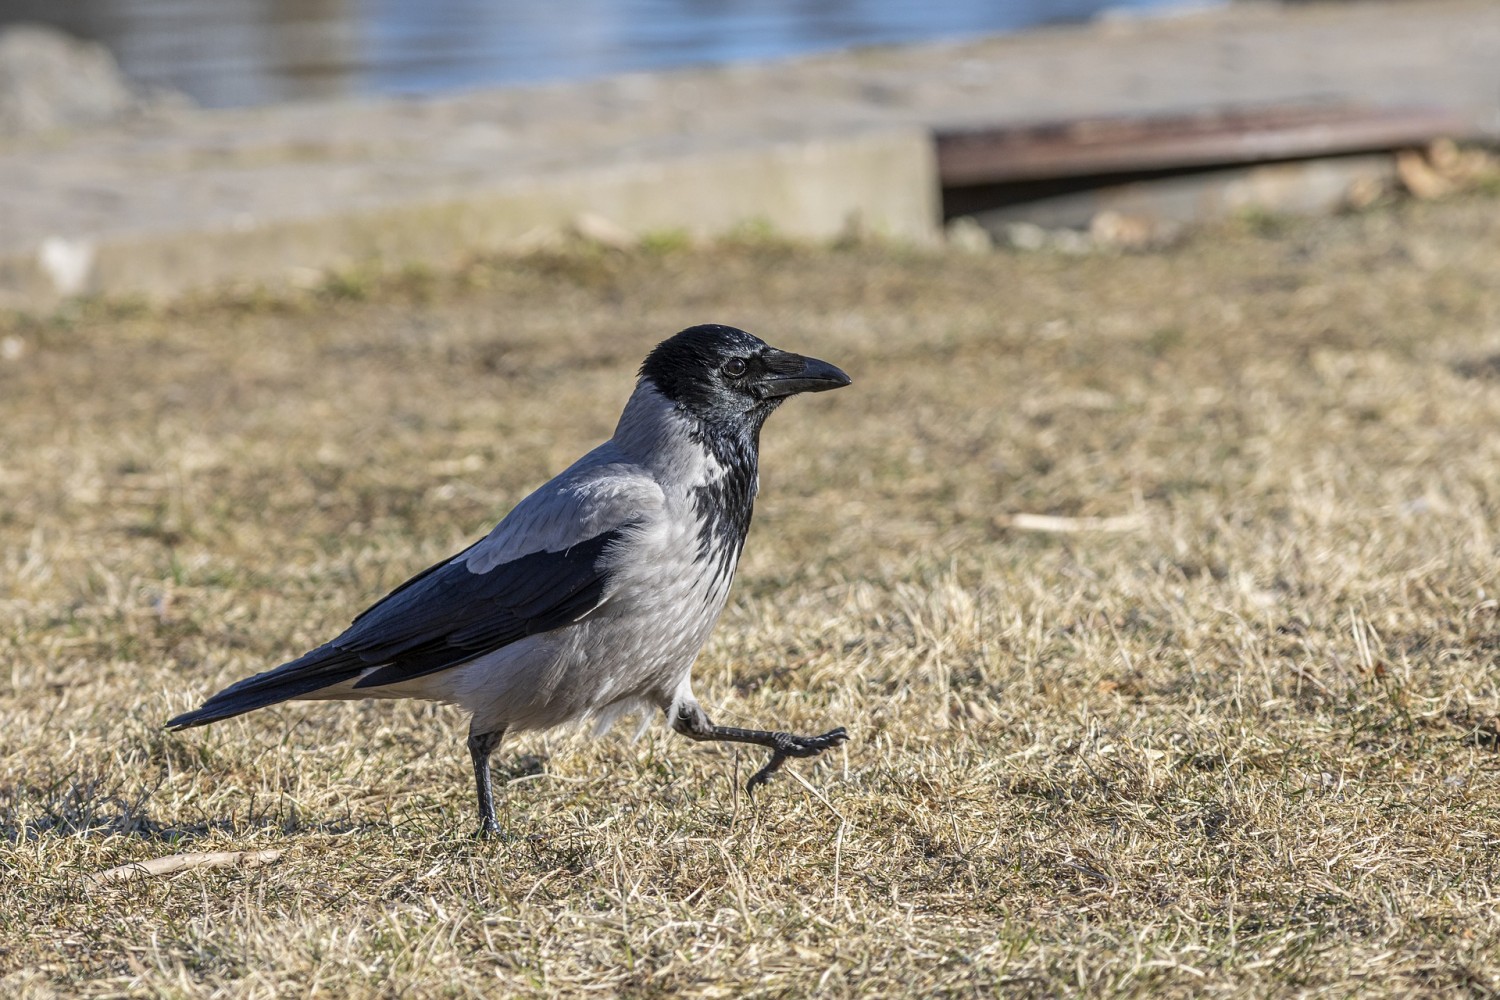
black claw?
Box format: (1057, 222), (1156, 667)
(777, 726), (848, 757)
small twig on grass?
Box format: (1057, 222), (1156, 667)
(89, 849), (284, 885)
(998, 512), (1145, 534)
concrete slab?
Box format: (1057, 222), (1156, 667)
(0, 0), (1495, 309)
(0, 126), (937, 306)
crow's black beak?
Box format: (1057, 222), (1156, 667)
(753, 352), (852, 399)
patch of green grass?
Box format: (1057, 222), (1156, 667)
(638, 228), (693, 254)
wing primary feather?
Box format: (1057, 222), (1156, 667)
(349, 537), (484, 626)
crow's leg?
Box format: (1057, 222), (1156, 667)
(467, 724), (506, 839)
(671, 703), (848, 793)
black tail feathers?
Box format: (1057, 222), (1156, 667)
(165, 645), (365, 730)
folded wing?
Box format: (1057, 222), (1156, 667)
(166, 453), (662, 729)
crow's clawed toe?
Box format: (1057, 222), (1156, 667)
(773, 726), (849, 758)
(746, 726), (849, 793)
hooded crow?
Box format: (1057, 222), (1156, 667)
(167, 324), (851, 837)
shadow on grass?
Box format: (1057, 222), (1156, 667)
(0, 753), (551, 845)
(0, 778), (360, 845)
(1451, 353), (1500, 380)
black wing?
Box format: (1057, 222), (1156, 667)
(347, 529), (620, 687)
(165, 529), (621, 728)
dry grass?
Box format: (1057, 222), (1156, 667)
(3, 195), (1500, 998)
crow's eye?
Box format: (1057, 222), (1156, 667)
(723, 357), (748, 378)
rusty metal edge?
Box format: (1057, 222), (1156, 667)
(935, 106), (1475, 185)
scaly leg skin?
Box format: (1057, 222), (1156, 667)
(672, 705), (848, 793)
(467, 725), (507, 839)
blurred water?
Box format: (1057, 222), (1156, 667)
(0, 0), (1216, 108)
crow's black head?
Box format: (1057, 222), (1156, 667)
(639, 324), (850, 430)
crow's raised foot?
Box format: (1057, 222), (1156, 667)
(670, 707), (849, 793)
(745, 726), (849, 793)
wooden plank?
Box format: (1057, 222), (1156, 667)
(935, 105), (1473, 185)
